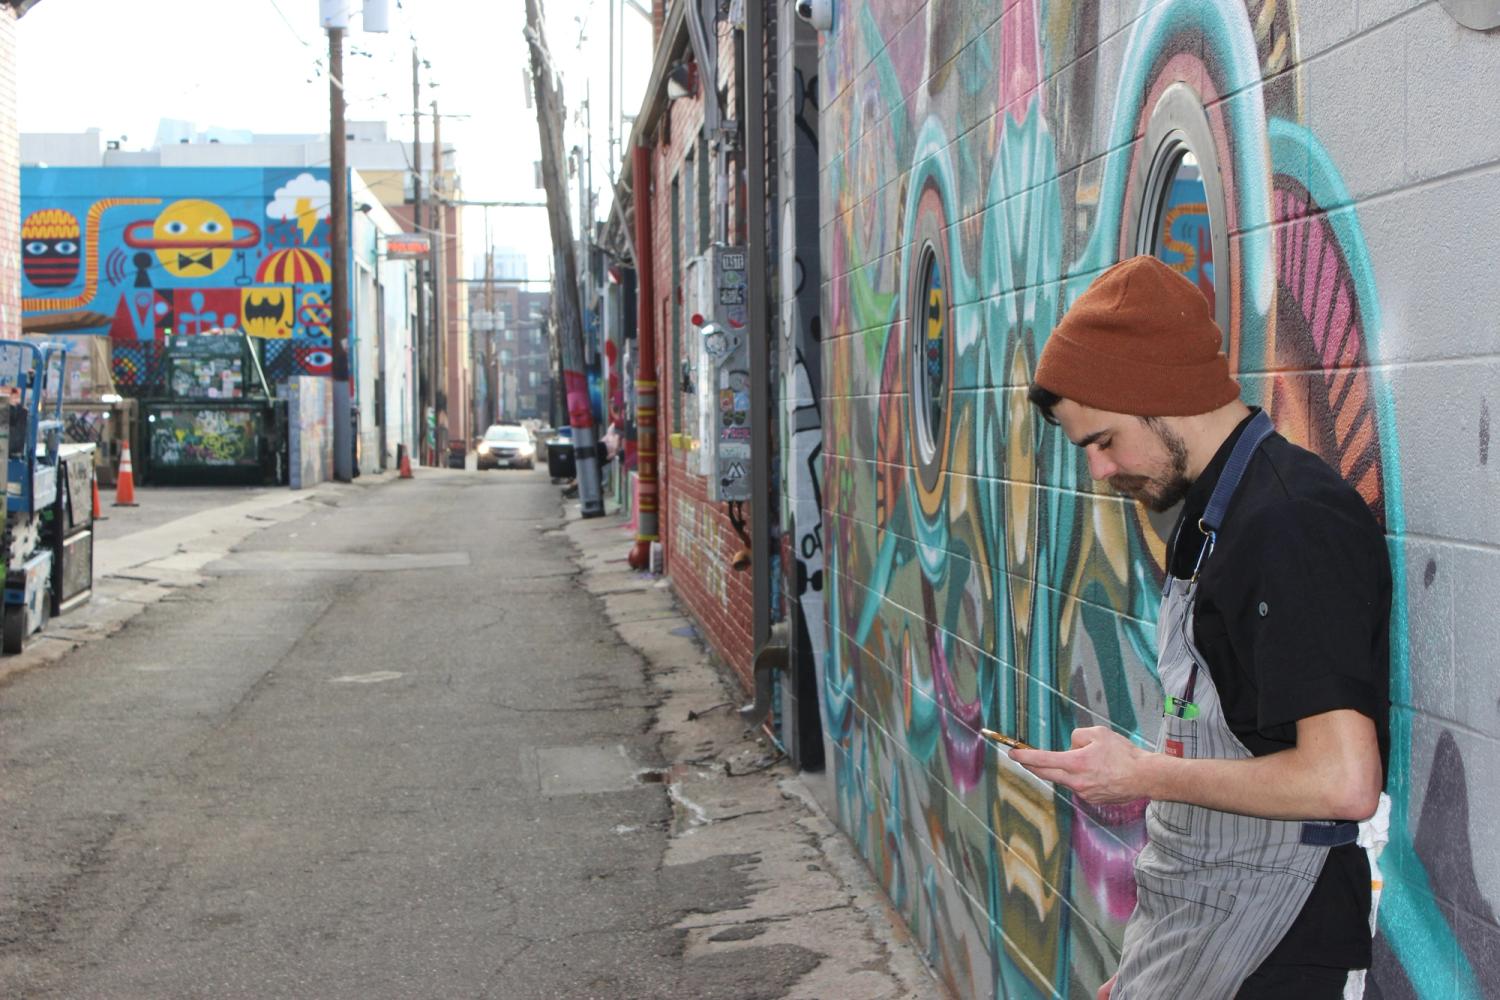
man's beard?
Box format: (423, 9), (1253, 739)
(1109, 421), (1191, 513)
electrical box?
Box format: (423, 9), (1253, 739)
(694, 245), (751, 502)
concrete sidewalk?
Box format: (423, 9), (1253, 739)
(564, 505), (948, 1000)
(0, 473), (398, 689)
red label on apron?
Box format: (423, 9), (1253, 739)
(1165, 739), (1184, 758)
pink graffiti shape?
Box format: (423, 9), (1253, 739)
(564, 369), (592, 428)
(1000, 0), (1044, 123)
(928, 626), (985, 793)
(1071, 796), (1148, 922)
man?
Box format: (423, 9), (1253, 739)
(1011, 256), (1390, 999)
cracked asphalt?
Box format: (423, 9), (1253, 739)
(0, 468), (944, 999)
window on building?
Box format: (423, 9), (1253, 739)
(683, 148), (697, 259)
(1134, 84), (1229, 332)
(698, 137), (711, 251)
(911, 245), (946, 463)
(1149, 150), (1215, 315)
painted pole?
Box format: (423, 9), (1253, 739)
(525, 0), (604, 517)
(628, 141), (658, 568)
(411, 47), (429, 464)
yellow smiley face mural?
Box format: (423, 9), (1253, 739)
(123, 199), (262, 279)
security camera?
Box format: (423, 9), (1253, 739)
(795, 0), (833, 31)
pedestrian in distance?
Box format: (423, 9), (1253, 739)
(1015, 255), (1391, 1000)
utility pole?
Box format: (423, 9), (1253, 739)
(485, 205), (497, 424)
(431, 100), (449, 459)
(329, 24), (353, 482)
(607, 0), (615, 183)
(411, 47), (429, 464)
(525, 0), (604, 517)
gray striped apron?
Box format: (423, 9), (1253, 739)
(1112, 411), (1358, 999)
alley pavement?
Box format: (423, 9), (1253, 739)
(0, 468), (944, 999)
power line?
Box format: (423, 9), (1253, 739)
(264, 0), (314, 49)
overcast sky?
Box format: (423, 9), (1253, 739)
(16, 0), (653, 280)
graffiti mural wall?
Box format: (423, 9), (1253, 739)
(820, 1), (1499, 996)
(21, 167), (341, 386)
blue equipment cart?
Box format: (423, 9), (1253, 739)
(1, 341), (68, 653)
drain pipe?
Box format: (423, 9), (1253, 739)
(740, 622), (789, 726)
(627, 142), (660, 570)
(745, 0), (772, 655)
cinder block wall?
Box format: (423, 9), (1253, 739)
(819, 1), (1498, 996)
(0, 8), (19, 343)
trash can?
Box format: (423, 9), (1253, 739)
(447, 439), (467, 469)
(547, 429), (575, 480)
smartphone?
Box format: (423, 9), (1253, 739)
(980, 728), (1034, 751)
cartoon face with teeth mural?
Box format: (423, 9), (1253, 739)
(21, 209), (82, 288)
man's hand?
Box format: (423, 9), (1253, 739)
(1007, 727), (1149, 804)
(1097, 974), (1117, 1000)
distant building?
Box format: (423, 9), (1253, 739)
(20, 121), (471, 450)
(465, 255), (550, 426)
(0, 1), (42, 343)
(18, 163), (418, 478)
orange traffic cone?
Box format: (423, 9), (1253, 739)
(91, 474), (106, 521)
(399, 449), (413, 479)
(114, 444), (139, 507)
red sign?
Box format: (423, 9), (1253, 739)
(385, 234), (431, 259)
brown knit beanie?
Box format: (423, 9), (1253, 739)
(1033, 256), (1239, 417)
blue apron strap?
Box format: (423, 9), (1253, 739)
(1201, 410), (1275, 534)
(1300, 820), (1359, 847)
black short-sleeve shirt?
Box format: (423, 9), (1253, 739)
(1166, 410), (1392, 971)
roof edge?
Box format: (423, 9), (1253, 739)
(611, 0), (691, 199)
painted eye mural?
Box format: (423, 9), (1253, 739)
(20, 209), (83, 288)
(294, 346), (334, 377)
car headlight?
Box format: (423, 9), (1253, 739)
(478, 442), (491, 453)
(519, 444), (535, 457)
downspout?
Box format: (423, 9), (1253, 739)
(628, 142), (660, 569)
(744, 0), (773, 660)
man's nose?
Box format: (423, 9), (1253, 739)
(1086, 448), (1116, 482)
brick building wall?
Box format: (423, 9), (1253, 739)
(0, 8), (19, 343)
(646, 45), (757, 691)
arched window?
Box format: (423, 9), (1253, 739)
(912, 244), (946, 463)
(1131, 83), (1230, 333)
